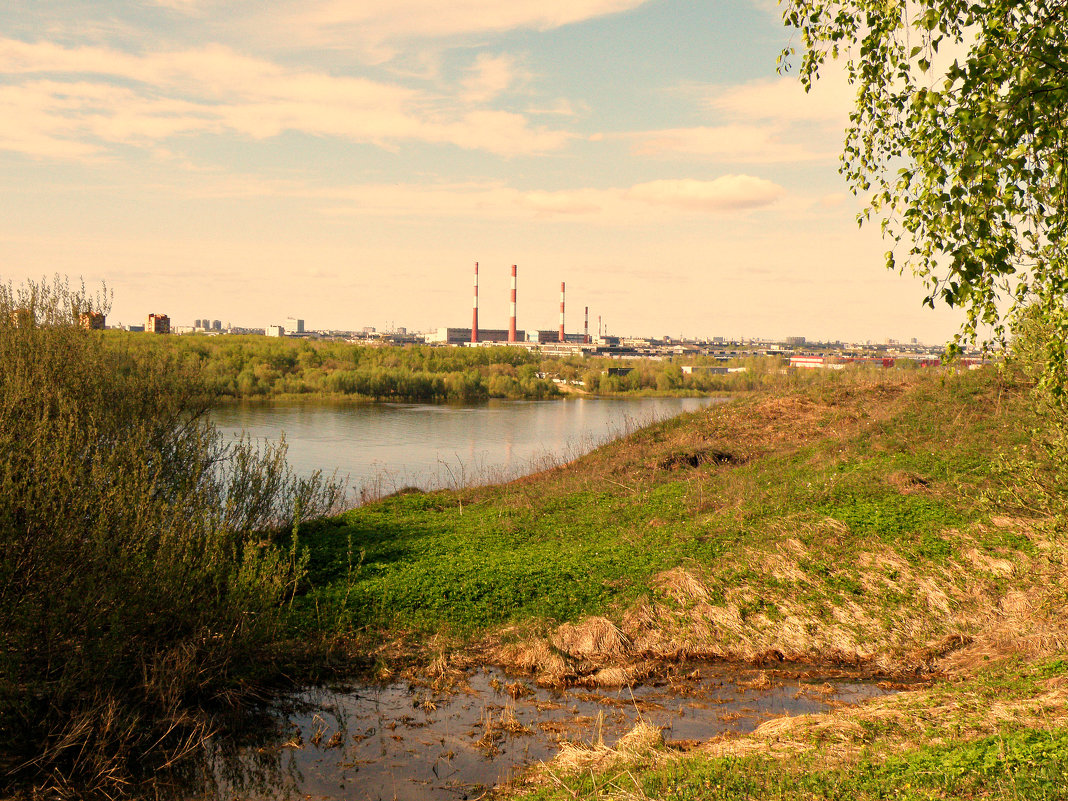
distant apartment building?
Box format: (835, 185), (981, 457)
(285, 317), (305, 334)
(266, 324), (284, 337)
(79, 311), (106, 330)
(10, 308), (33, 328)
(212, 319), (222, 331)
(145, 313), (170, 334)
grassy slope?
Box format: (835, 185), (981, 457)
(290, 368), (1068, 798)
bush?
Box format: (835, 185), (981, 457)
(0, 277), (342, 795)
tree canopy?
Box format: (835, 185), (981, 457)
(779, 1), (1068, 390)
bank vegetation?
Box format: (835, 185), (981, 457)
(4, 278), (1067, 800)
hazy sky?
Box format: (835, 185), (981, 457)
(1, 0), (966, 341)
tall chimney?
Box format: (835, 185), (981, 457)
(509, 264), (517, 342)
(471, 262), (479, 343)
(584, 306), (589, 344)
(559, 282), (565, 342)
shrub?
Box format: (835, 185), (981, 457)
(0, 277), (342, 795)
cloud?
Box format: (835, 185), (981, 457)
(295, 0), (654, 46)
(708, 72), (852, 126)
(212, 174), (786, 221)
(629, 123), (836, 163)
(630, 70), (853, 164)
(626, 176), (785, 211)
(135, 0), (654, 60)
(0, 39), (573, 158)
(461, 53), (521, 104)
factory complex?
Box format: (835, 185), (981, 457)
(111, 262), (980, 364)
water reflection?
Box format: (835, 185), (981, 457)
(211, 397), (724, 497)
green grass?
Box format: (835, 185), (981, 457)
(599, 728), (1068, 801)
(273, 367), (1068, 800)
(286, 369), (1035, 650)
(293, 487), (701, 634)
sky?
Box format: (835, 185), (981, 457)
(0, 0), (967, 342)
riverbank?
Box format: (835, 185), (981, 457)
(105, 331), (774, 402)
(8, 356), (1060, 799)
(285, 366), (1067, 799)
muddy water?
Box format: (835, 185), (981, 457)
(193, 664), (896, 801)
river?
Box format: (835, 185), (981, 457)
(211, 396), (723, 497)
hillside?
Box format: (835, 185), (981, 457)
(292, 366), (1068, 799)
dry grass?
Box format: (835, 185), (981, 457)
(548, 721), (665, 775)
(551, 616), (631, 663)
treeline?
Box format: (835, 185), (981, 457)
(561, 354), (783, 394)
(110, 334), (561, 401)
(108, 332), (794, 402)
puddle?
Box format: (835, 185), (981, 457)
(187, 664), (899, 801)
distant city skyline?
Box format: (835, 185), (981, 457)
(1, 1), (968, 344)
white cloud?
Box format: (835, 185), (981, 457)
(708, 72), (852, 126)
(630, 70), (853, 164)
(0, 39), (573, 158)
(626, 176), (785, 211)
(206, 175), (786, 222)
(629, 123), (836, 163)
(461, 54), (521, 104)
(136, 0), (654, 60)
(296, 0), (653, 45)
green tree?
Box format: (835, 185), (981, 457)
(780, 1), (1068, 392)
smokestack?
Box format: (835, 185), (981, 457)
(559, 282), (565, 342)
(509, 264), (517, 342)
(471, 262), (479, 343)
(584, 306), (589, 344)
(598, 315), (602, 338)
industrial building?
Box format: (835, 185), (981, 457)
(427, 327), (526, 345)
(681, 365), (729, 375)
(79, 312), (105, 330)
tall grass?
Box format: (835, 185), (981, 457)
(0, 277), (342, 796)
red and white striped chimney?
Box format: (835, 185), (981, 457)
(584, 306), (589, 344)
(471, 262), (479, 343)
(558, 282), (565, 342)
(508, 264), (517, 342)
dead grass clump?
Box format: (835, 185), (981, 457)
(738, 671), (772, 691)
(550, 721), (664, 775)
(887, 470), (930, 493)
(552, 616), (631, 663)
(586, 666), (638, 687)
(496, 639), (572, 687)
(963, 547), (1017, 577)
(498, 705), (532, 735)
(657, 449), (742, 470)
(653, 567), (710, 605)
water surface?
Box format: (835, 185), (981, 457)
(212, 396), (723, 496)
(196, 664), (897, 801)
